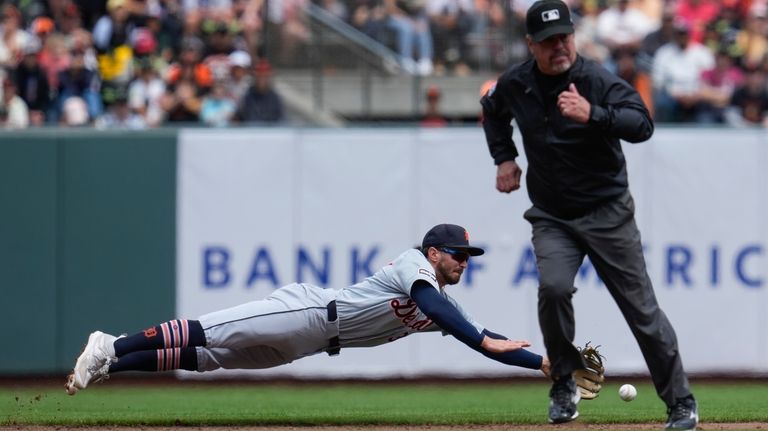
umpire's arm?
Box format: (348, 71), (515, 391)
(588, 75), (654, 143)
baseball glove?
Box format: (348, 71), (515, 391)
(572, 342), (605, 400)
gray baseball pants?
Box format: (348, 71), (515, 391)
(195, 283), (340, 371)
(524, 190), (691, 406)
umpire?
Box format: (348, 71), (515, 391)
(479, 1), (698, 430)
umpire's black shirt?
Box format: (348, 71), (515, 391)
(481, 55), (653, 220)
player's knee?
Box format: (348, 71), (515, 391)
(538, 276), (577, 302)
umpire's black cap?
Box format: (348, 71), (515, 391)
(422, 224), (484, 256)
(526, 0), (574, 42)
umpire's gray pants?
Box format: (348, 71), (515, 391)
(524, 191), (690, 406)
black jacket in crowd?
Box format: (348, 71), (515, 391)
(481, 55), (654, 219)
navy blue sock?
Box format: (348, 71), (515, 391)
(109, 347), (199, 373)
(114, 319), (206, 357)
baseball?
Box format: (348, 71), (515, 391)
(619, 384), (637, 402)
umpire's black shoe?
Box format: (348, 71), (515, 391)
(548, 376), (580, 424)
(665, 395), (698, 430)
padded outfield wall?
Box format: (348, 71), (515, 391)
(0, 130), (176, 373)
(2, 127), (767, 376)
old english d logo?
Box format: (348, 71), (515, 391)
(541, 9), (560, 22)
(464, 229), (470, 241)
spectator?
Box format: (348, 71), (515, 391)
(69, 29), (100, 76)
(735, 5), (768, 70)
(60, 96), (90, 126)
(166, 36), (213, 91)
(573, 0), (610, 65)
(30, 16), (55, 46)
(638, 5), (676, 71)
(202, 21), (235, 82)
(614, 48), (653, 117)
(128, 58), (166, 126)
(13, 0), (49, 27)
(0, 5), (33, 68)
(350, 0), (390, 45)
(426, 0), (474, 76)
(467, 0), (513, 69)
(227, 50), (252, 104)
(53, 49), (104, 123)
(13, 38), (50, 126)
(58, 2), (85, 34)
(675, 0), (720, 44)
(200, 81), (236, 126)
(704, 6), (741, 54)
(697, 49), (744, 123)
(132, 27), (159, 59)
(0, 78), (30, 129)
(384, 0), (434, 75)
(96, 93), (147, 129)
(93, 0), (136, 87)
(420, 84), (448, 127)
(237, 59), (284, 123)
(38, 33), (71, 91)
(651, 19), (714, 122)
(725, 66), (768, 127)
(153, 0), (184, 64)
(160, 79), (201, 123)
(595, 0), (654, 60)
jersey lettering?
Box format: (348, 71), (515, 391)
(390, 298), (433, 331)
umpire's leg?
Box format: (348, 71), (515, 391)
(525, 207), (587, 379)
(577, 192), (691, 405)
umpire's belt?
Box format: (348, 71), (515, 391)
(327, 300), (340, 356)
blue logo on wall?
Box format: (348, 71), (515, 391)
(201, 243), (764, 289)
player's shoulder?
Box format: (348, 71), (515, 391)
(393, 248), (429, 266)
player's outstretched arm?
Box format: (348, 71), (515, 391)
(480, 336), (530, 353)
(411, 283), (544, 371)
(410, 282), (484, 347)
(482, 329), (549, 375)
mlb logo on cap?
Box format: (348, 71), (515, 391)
(526, 0), (574, 42)
(541, 9), (560, 22)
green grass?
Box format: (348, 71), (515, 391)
(2, 380), (767, 426)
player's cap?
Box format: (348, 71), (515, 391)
(526, 0), (574, 43)
(422, 224), (484, 256)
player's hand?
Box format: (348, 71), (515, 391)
(496, 160), (522, 193)
(558, 83), (591, 124)
(480, 336), (531, 353)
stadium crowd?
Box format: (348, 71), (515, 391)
(0, 0), (767, 128)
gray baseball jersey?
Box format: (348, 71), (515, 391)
(196, 249), (484, 371)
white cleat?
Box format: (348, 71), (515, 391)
(65, 331), (118, 395)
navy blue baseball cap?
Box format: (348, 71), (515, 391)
(526, 0), (574, 42)
(422, 224), (485, 256)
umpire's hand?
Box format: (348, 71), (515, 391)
(558, 83), (591, 123)
(496, 160), (522, 193)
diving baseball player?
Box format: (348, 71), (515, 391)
(66, 224), (550, 394)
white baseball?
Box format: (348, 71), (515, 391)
(619, 384), (637, 402)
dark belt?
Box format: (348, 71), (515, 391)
(327, 300), (340, 356)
